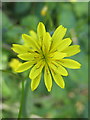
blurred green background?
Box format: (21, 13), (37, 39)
(1, 2), (88, 118)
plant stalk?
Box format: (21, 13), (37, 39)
(18, 80), (24, 118)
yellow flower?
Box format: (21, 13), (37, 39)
(11, 22), (81, 92)
(9, 58), (22, 72)
(41, 6), (48, 16)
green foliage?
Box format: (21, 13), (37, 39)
(58, 3), (76, 28)
(6, 26), (23, 43)
(2, 2), (88, 118)
(14, 3), (31, 15)
(73, 2), (88, 17)
(2, 12), (13, 29)
(21, 15), (39, 31)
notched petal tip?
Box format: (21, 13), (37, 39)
(12, 44), (14, 47)
(64, 72), (69, 76)
(47, 87), (51, 92)
(11, 44), (18, 52)
(75, 61), (81, 69)
(78, 45), (81, 52)
(78, 63), (82, 68)
(38, 22), (44, 25)
(65, 28), (67, 32)
(77, 44), (81, 47)
(68, 38), (72, 43)
(47, 89), (51, 92)
(61, 86), (65, 89)
(38, 22), (45, 29)
(11, 47), (14, 50)
(31, 87), (35, 91)
(12, 44), (17, 47)
(22, 34), (31, 41)
(59, 25), (67, 30)
(61, 82), (65, 89)
(22, 34), (27, 39)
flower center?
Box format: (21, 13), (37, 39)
(41, 52), (48, 62)
(42, 54), (46, 59)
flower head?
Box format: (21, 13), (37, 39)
(41, 6), (48, 16)
(9, 58), (22, 72)
(11, 22), (81, 92)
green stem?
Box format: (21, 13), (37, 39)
(1, 69), (32, 118)
(18, 80), (24, 118)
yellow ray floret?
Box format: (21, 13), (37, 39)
(31, 74), (41, 91)
(59, 59), (81, 69)
(62, 45), (80, 57)
(49, 61), (68, 76)
(51, 69), (65, 88)
(11, 22), (81, 92)
(16, 61), (35, 73)
(29, 60), (45, 80)
(44, 64), (52, 92)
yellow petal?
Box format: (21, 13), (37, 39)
(59, 59), (81, 69)
(37, 22), (46, 40)
(51, 70), (65, 88)
(31, 74), (41, 91)
(29, 30), (38, 40)
(49, 61), (68, 76)
(17, 53), (34, 60)
(57, 64), (68, 76)
(37, 22), (46, 47)
(15, 61), (34, 72)
(62, 45), (80, 57)
(29, 60), (45, 79)
(11, 44), (29, 54)
(44, 65), (52, 92)
(42, 32), (51, 54)
(49, 52), (67, 60)
(57, 38), (72, 51)
(51, 25), (67, 51)
(22, 34), (40, 50)
(52, 25), (67, 41)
